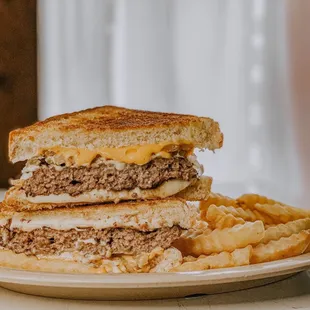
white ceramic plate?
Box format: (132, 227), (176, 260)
(0, 253), (309, 300)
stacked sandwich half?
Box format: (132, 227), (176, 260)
(0, 106), (223, 273)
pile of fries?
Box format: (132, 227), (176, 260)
(171, 193), (310, 272)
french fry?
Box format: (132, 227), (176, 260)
(171, 246), (252, 272)
(200, 210), (208, 221)
(182, 228), (212, 239)
(182, 221), (212, 239)
(264, 224), (276, 229)
(177, 192), (310, 271)
(215, 214), (246, 229)
(193, 220), (212, 234)
(206, 205), (274, 226)
(173, 221), (265, 257)
(262, 218), (310, 244)
(200, 193), (237, 211)
(204, 204), (228, 222)
(237, 194), (284, 209)
(183, 255), (200, 263)
(251, 230), (310, 264)
(204, 205), (245, 228)
(254, 203), (310, 224)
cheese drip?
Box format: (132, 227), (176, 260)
(40, 142), (193, 166)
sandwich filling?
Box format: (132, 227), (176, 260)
(0, 225), (181, 259)
(18, 149), (203, 198)
(0, 201), (197, 264)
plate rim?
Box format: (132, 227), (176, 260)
(0, 253), (309, 288)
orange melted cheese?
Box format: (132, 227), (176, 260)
(40, 142), (193, 166)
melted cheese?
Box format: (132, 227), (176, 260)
(10, 199), (197, 231)
(22, 180), (191, 204)
(40, 142), (193, 166)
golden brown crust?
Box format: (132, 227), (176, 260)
(0, 199), (198, 232)
(0, 247), (182, 274)
(176, 176), (212, 201)
(3, 188), (95, 212)
(9, 106), (223, 162)
(0, 249), (107, 274)
(11, 105), (217, 134)
(0, 197), (188, 216)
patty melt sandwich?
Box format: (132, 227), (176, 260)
(0, 199), (197, 273)
(5, 106), (223, 211)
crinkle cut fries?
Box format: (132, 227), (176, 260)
(171, 193), (310, 272)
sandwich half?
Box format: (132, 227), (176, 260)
(5, 106), (222, 211)
(0, 199), (197, 273)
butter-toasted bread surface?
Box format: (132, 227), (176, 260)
(0, 198), (198, 231)
(9, 106), (223, 163)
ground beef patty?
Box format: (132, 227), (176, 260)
(0, 226), (181, 258)
(22, 157), (198, 197)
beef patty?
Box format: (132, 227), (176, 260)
(22, 157), (198, 197)
(0, 226), (181, 258)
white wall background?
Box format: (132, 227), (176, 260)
(38, 0), (302, 205)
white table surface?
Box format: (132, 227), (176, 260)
(0, 271), (309, 310)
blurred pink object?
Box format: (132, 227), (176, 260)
(288, 1), (310, 206)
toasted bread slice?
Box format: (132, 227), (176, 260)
(0, 249), (113, 274)
(176, 176), (212, 201)
(9, 106), (223, 163)
(0, 247), (182, 274)
(3, 176), (212, 212)
(0, 198), (198, 231)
